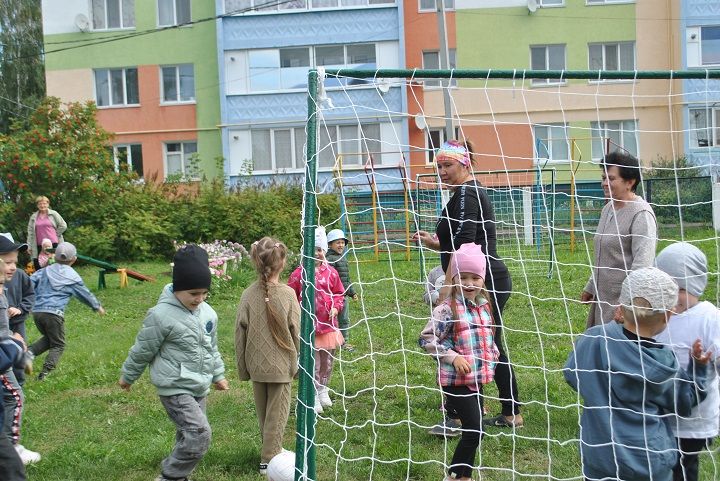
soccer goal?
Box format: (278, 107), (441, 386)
(293, 68), (720, 481)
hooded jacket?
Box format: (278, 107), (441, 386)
(121, 284), (225, 397)
(30, 263), (101, 317)
(564, 321), (708, 481)
(27, 208), (67, 258)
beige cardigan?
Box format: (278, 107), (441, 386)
(235, 281), (300, 383)
(27, 209), (67, 258)
(584, 197), (657, 327)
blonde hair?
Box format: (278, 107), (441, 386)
(251, 237), (292, 352)
(621, 297), (661, 325)
(0, 259), (6, 285)
(35, 195), (49, 204)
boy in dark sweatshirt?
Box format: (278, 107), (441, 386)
(326, 229), (357, 351)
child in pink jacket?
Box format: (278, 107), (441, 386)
(288, 227), (345, 414)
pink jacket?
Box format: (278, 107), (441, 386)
(288, 263), (345, 335)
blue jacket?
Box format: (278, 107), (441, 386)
(564, 322), (708, 481)
(30, 264), (101, 317)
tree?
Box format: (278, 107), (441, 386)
(0, 0), (45, 133)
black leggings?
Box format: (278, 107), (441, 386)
(486, 275), (521, 416)
(673, 437), (713, 481)
(443, 385), (483, 479)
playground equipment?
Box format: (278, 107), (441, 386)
(75, 253), (155, 289)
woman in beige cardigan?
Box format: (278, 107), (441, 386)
(581, 152), (657, 328)
(27, 196), (67, 270)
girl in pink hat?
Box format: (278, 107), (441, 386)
(419, 242), (499, 481)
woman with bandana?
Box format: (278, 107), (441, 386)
(415, 140), (523, 429)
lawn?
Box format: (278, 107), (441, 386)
(18, 230), (720, 480)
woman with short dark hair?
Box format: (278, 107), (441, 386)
(581, 152), (658, 327)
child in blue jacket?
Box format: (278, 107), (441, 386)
(565, 267), (712, 481)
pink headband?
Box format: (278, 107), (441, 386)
(436, 141), (471, 166)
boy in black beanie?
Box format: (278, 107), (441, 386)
(119, 244), (229, 481)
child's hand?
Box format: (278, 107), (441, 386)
(7, 307), (21, 318)
(691, 339), (713, 365)
(118, 378), (132, 391)
(214, 379), (230, 391)
(97, 307), (106, 316)
(329, 308), (338, 319)
(452, 356), (472, 375)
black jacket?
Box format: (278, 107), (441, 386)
(326, 249), (356, 298)
(5, 269), (34, 328)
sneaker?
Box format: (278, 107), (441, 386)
(15, 444), (41, 465)
(155, 476), (191, 481)
(37, 371), (48, 381)
(342, 343), (355, 352)
(318, 387), (332, 408)
(482, 414), (524, 429)
(428, 416), (461, 438)
(314, 395), (324, 414)
(259, 462), (268, 475)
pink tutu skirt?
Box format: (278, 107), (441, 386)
(315, 330), (344, 350)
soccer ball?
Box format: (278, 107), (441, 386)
(267, 450), (296, 481)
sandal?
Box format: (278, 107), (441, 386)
(482, 414), (524, 428)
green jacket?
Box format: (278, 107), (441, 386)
(326, 249), (356, 297)
(121, 284), (225, 397)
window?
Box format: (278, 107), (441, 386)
(588, 42), (635, 74)
(317, 124), (382, 169)
(540, 0), (563, 5)
(530, 45), (565, 85)
(586, 0), (634, 4)
(158, 0), (190, 26)
(251, 128), (307, 171)
(92, 0), (135, 29)
(161, 65), (195, 103)
(591, 120), (638, 159)
(247, 44), (376, 92)
(224, 0), (390, 13)
(165, 142), (198, 179)
(689, 107), (720, 148)
(422, 49), (457, 88)
(425, 127), (462, 163)
(700, 26), (720, 66)
(534, 123), (569, 162)
(94, 68), (139, 107)
(419, 0), (454, 12)
(113, 144), (144, 177)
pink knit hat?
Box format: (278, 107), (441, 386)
(448, 243), (487, 281)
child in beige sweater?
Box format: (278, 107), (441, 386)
(235, 237), (300, 476)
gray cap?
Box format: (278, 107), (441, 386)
(655, 242), (708, 297)
(54, 242), (77, 262)
(619, 267), (678, 313)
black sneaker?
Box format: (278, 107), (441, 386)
(482, 414), (524, 428)
(428, 416), (461, 437)
(259, 462), (268, 475)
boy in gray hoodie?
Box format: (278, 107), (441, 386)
(120, 244), (228, 481)
(29, 242), (105, 380)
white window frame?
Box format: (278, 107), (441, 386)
(586, 0), (634, 4)
(689, 106), (720, 149)
(160, 65), (195, 104)
(92, 0), (135, 30)
(94, 68), (139, 108)
(164, 141), (198, 180)
(533, 123), (569, 163)
(157, 0), (191, 26)
(590, 120), (638, 159)
(224, 0), (395, 15)
(247, 43), (377, 93)
(250, 128), (307, 173)
(530, 45), (566, 86)
(112, 144), (144, 177)
(421, 49), (457, 89)
(315, 123), (383, 171)
(539, 0), (564, 6)
(424, 127), (462, 165)
(699, 26), (720, 67)
(588, 42), (635, 80)
(418, 0), (454, 13)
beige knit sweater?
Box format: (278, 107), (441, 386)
(235, 281), (300, 383)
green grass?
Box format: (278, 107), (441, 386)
(19, 232), (720, 480)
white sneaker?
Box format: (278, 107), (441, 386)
(15, 444), (41, 464)
(319, 387), (333, 408)
(314, 395), (324, 414)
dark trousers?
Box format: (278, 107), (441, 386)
(486, 275), (521, 416)
(443, 385), (483, 479)
(673, 437), (713, 481)
(29, 312), (66, 375)
(9, 322), (25, 385)
(0, 428), (25, 481)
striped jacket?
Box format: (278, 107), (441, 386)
(419, 296), (499, 388)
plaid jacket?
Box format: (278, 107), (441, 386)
(419, 296), (499, 388)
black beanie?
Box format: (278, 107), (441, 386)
(173, 245), (212, 292)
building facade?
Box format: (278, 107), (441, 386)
(41, 0), (222, 181)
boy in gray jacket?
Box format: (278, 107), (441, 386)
(29, 242), (105, 380)
(120, 245), (228, 481)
